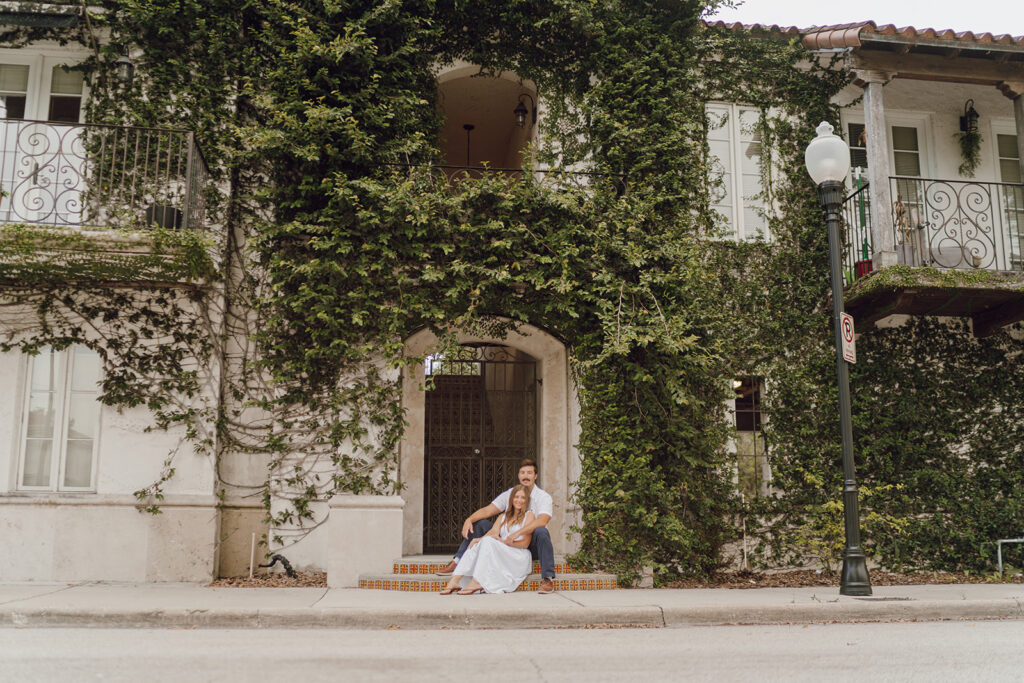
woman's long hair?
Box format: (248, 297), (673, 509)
(503, 484), (531, 531)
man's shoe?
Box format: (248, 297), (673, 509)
(538, 578), (555, 594)
(436, 560), (458, 576)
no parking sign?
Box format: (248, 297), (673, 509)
(840, 312), (856, 364)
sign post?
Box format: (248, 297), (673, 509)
(841, 312), (856, 364)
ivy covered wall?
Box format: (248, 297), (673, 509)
(1, 1), (1021, 581)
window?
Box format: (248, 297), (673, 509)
(1, 54), (87, 226)
(732, 376), (767, 499)
(996, 133), (1023, 268)
(18, 346), (102, 491)
(707, 103), (767, 240)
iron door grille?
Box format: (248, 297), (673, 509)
(423, 345), (537, 553)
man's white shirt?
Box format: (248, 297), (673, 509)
(491, 485), (553, 519)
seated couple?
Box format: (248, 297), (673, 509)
(438, 458), (555, 595)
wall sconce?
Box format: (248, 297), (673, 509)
(513, 94), (536, 128)
(959, 99), (979, 133)
(115, 52), (135, 87)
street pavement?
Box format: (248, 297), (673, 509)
(1, 580), (1022, 629)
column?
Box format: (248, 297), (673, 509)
(856, 70), (897, 268)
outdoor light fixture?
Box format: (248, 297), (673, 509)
(959, 99), (979, 133)
(804, 121), (872, 597)
(513, 93), (536, 128)
(463, 123), (474, 167)
(115, 52), (134, 87)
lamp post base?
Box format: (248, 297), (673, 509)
(840, 547), (873, 596)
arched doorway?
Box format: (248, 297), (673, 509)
(423, 344), (538, 553)
(401, 323), (576, 558)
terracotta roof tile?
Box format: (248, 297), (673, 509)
(707, 20), (1024, 51)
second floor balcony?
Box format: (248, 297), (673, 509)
(0, 118), (209, 233)
(842, 176), (1024, 338)
(842, 176), (1024, 284)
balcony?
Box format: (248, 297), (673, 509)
(842, 176), (1024, 337)
(0, 118), (209, 232)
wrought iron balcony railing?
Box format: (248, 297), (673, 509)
(841, 176), (1024, 285)
(0, 118), (209, 232)
(889, 176), (1024, 272)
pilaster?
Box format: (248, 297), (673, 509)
(856, 70), (898, 268)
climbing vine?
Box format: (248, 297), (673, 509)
(2, 1), (1020, 580)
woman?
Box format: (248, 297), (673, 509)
(440, 484), (535, 595)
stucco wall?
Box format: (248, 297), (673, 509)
(0, 494), (217, 582)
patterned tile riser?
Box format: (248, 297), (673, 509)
(393, 562), (578, 575)
(359, 577), (619, 591)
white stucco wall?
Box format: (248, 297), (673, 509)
(838, 79), (1017, 185)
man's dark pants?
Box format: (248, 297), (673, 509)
(453, 519), (555, 580)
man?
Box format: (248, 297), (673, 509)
(436, 458), (556, 594)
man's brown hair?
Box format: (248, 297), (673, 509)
(518, 458), (537, 474)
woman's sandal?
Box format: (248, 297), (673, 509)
(457, 587), (483, 595)
(439, 586), (458, 595)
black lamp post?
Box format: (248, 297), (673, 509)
(804, 121), (872, 597)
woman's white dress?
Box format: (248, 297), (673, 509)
(453, 517), (532, 593)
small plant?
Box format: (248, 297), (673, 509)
(792, 483), (909, 574)
(956, 129), (983, 177)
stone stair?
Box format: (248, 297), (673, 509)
(358, 555), (619, 591)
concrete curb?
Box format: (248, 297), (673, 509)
(660, 598), (1024, 626)
(1, 605), (667, 630)
(3, 599), (1022, 630)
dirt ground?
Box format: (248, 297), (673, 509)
(209, 568), (1023, 589)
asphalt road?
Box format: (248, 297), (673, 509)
(2, 620), (1023, 682)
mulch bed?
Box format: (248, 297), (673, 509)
(208, 568), (1022, 589)
(209, 572), (328, 588)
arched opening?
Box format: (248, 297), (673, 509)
(436, 68), (536, 174)
(401, 323), (576, 558)
(423, 344), (538, 553)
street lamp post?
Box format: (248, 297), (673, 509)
(804, 121), (872, 596)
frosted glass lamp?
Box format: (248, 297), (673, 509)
(804, 121), (850, 185)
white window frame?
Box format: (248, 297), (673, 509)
(707, 102), (770, 241)
(16, 347), (102, 492)
(991, 120), (1020, 183)
(0, 47), (89, 122)
(839, 110), (934, 181)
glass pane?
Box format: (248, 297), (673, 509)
(738, 109), (760, 138)
(50, 66), (84, 95)
(71, 347), (101, 392)
(21, 439), (53, 487)
(893, 151), (921, 177)
(1001, 159), (1022, 184)
(997, 134), (1019, 160)
(741, 139), (761, 174)
(848, 123), (867, 148)
(63, 440), (94, 488)
(0, 64), (29, 92)
(31, 349), (57, 391)
(709, 139), (732, 172)
(892, 126), (919, 152)
(67, 394), (99, 439)
(742, 206), (766, 238)
(706, 105), (729, 137)
(0, 94), (26, 119)
(850, 148), (868, 171)
(26, 392), (56, 438)
(48, 95), (81, 123)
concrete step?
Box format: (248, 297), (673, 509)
(391, 554), (579, 576)
(358, 572), (619, 592)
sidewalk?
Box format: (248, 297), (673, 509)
(1, 581), (1021, 630)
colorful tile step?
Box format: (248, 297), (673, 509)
(393, 556), (577, 576)
(362, 555), (618, 591)
(358, 573), (619, 592)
